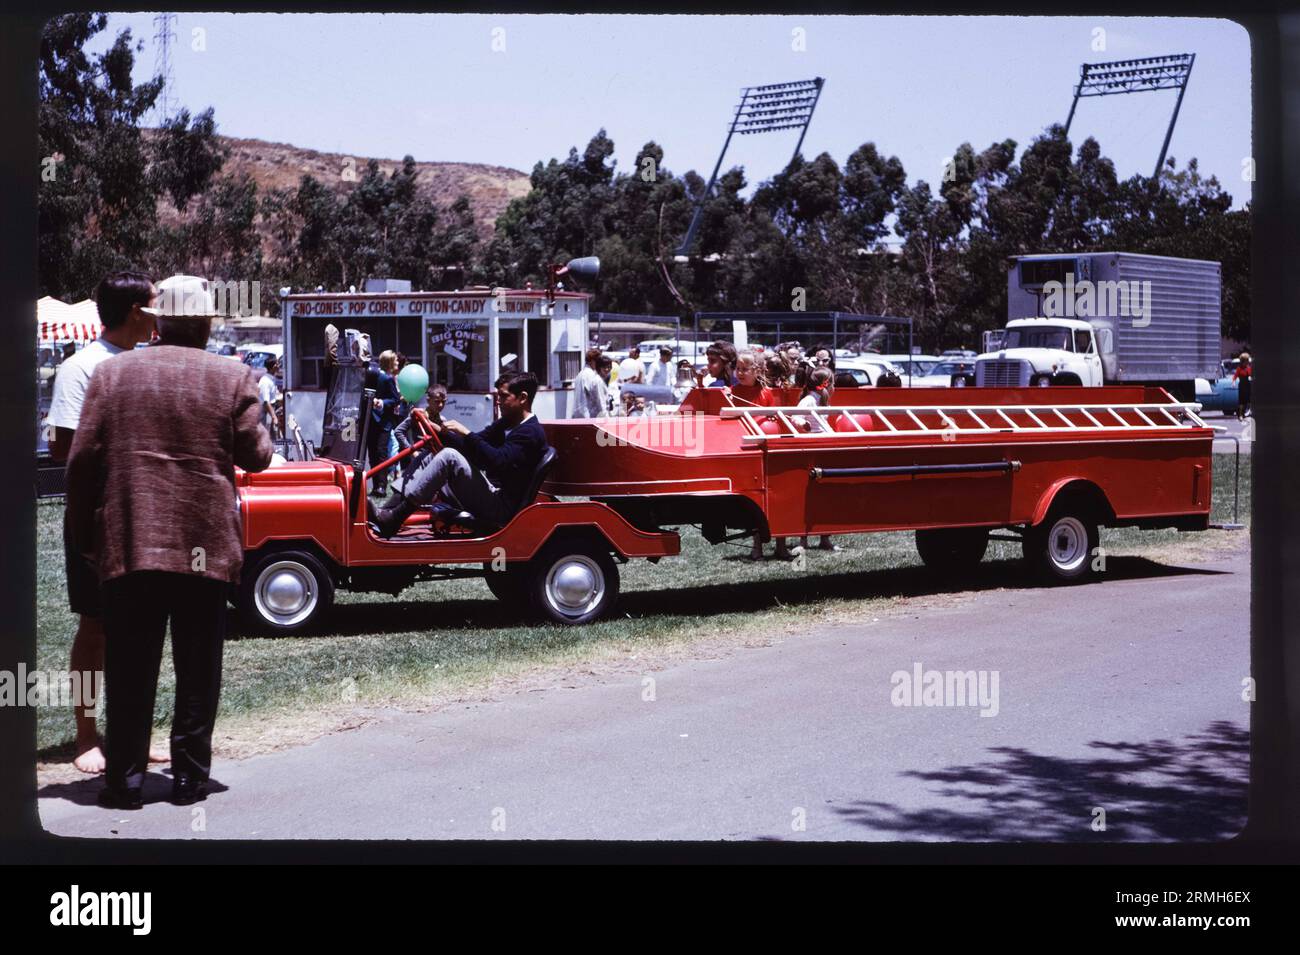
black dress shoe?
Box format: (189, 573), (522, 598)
(170, 775), (208, 805)
(97, 787), (143, 810)
(371, 494), (419, 538)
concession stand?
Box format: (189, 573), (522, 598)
(280, 283), (592, 447)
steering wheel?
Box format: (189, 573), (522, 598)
(412, 408), (443, 451)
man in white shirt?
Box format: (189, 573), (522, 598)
(618, 346), (645, 386)
(645, 346), (674, 389)
(46, 271), (163, 774)
(570, 347), (611, 418)
(258, 356), (283, 438)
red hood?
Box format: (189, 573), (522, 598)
(236, 460), (343, 487)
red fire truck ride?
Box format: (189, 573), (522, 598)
(235, 363), (1219, 632)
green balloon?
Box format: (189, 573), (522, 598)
(397, 363), (429, 403)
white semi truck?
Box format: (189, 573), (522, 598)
(974, 252), (1221, 401)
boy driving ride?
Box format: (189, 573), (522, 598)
(368, 372), (546, 537)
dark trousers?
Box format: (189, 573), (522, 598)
(367, 423), (395, 493)
(404, 447), (510, 526)
(101, 571), (228, 793)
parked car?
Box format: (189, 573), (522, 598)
(239, 343), (284, 380)
(876, 354), (941, 381)
(911, 359), (977, 388)
(636, 339), (707, 362)
(835, 356), (906, 386)
(1195, 359), (1246, 415)
(834, 366), (875, 387)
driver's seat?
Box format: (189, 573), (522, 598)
(430, 446), (557, 533)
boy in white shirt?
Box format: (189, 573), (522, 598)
(618, 346), (645, 385)
(645, 346), (674, 388)
(258, 356), (283, 437)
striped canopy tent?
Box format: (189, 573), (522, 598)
(37, 296), (102, 344)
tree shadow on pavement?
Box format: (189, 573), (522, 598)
(831, 719), (1248, 842)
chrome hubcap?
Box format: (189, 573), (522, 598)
(1048, 517), (1089, 572)
(255, 560), (317, 626)
(545, 556), (603, 619)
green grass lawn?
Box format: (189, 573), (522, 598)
(34, 453), (1251, 760)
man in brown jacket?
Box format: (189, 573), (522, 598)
(66, 275), (273, 809)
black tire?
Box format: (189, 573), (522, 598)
(1031, 374), (1053, 387)
(483, 562), (529, 603)
(526, 537), (620, 625)
(1023, 506), (1099, 584)
(239, 548), (335, 634)
(915, 527), (989, 575)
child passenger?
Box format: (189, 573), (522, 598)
(740, 352), (781, 560)
(796, 367), (840, 552)
(732, 351), (779, 408)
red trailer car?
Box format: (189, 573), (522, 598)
(235, 385), (1215, 633)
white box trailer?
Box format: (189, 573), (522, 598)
(978, 252), (1221, 400)
(281, 288), (590, 446)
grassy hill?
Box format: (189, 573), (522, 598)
(152, 132), (532, 252)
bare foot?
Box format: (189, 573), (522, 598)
(73, 743), (106, 774)
(148, 746), (169, 763)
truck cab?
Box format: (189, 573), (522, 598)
(974, 317), (1104, 388)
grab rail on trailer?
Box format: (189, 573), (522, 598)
(720, 401), (1211, 444)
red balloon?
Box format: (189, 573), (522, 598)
(833, 412), (874, 433)
(758, 416), (784, 434)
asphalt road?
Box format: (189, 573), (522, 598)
(39, 546), (1250, 843)
(1209, 412), (1254, 454)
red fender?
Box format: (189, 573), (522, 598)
(1031, 477), (1113, 527)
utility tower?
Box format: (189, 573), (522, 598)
(152, 13), (178, 124)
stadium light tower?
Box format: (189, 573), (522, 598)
(676, 77), (825, 256)
(152, 13), (178, 124)
(1064, 53), (1195, 180)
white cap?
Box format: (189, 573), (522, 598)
(143, 274), (221, 318)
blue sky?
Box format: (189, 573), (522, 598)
(92, 13), (1252, 209)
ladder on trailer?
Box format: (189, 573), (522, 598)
(720, 401), (1210, 444)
